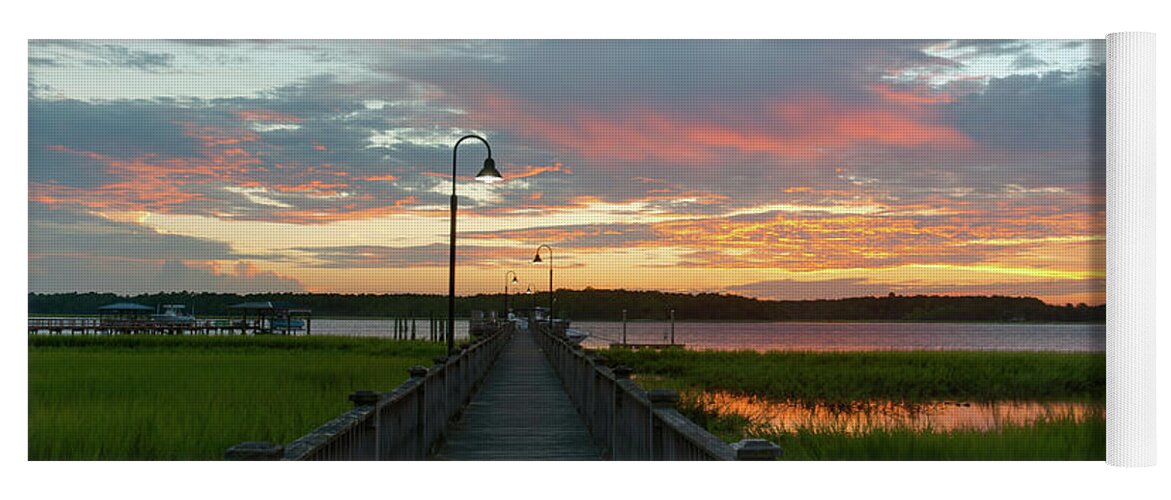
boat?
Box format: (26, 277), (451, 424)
(528, 307), (589, 344)
(565, 327), (590, 345)
(269, 317), (306, 330)
(152, 304), (196, 324)
(508, 312), (529, 332)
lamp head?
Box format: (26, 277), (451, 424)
(474, 157), (503, 183)
(532, 253), (543, 264)
(511, 276), (519, 284)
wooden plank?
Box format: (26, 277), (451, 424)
(433, 330), (603, 461)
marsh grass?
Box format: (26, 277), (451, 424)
(605, 348), (1105, 404)
(677, 392), (1105, 460)
(622, 349), (1105, 460)
(29, 335), (443, 460)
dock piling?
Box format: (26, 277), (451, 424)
(670, 309), (675, 345)
(622, 309), (627, 345)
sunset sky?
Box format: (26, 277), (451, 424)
(28, 40), (1105, 305)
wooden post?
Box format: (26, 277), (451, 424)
(409, 366), (428, 458)
(732, 439), (782, 460)
(622, 309), (627, 345)
(670, 309), (675, 345)
(612, 365), (632, 456)
(349, 390), (380, 408)
(411, 317), (417, 340)
(648, 388), (679, 460)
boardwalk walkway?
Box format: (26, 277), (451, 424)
(433, 329), (603, 460)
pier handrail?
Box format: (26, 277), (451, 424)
(225, 323), (513, 460)
(533, 322), (780, 460)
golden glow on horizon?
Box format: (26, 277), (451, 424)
(91, 184), (1106, 306)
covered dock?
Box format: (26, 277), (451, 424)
(229, 301), (313, 335)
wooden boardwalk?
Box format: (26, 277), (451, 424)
(433, 329), (604, 460)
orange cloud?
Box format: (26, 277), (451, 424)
(510, 164), (566, 179)
(270, 196), (420, 224)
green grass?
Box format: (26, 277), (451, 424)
(601, 348), (1105, 404)
(29, 335), (444, 460)
(764, 416), (1105, 460)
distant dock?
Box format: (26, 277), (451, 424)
(27, 317), (306, 336)
(609, 342), (686, 350)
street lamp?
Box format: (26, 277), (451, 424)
(504, 271), (518, 316)
(532, 244), (553, 328)
(447, 134), (502, 355)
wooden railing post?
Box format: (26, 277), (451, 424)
(732, 439), (782, 460)
(348, 390), (378, 460)
(407, 365), (428, 459)
(611, 365), (632, 457)
(648, 389), (679, 460)
(349, 390), (379, 408)
(224, 441), (284, 460)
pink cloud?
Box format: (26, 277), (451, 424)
(471, 91), (972, 165)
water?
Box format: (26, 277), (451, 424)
(31, 317), (1102, 352)
(696, 392), (1102, 433)
(576, 321), (1105, 352)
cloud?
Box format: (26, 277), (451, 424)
(29, 256), (303, 294)
(26, 40), (1106, 299)
(465, 223), (657, 249)
(29, 206), (249, 262)
(291, 243), (534, 269)
(27, 205), (305, 293)
(946, 65), (1105, 153)
(30, 40), (175, 70)
(470, 91), (971, 167)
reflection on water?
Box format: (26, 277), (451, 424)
(309, 319), (472, 340)
(697, 392), (1102, 433)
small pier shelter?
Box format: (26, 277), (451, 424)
(228, 301), (313, 335)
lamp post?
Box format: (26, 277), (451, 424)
(447, 135), (502, 355)
(504, 271), (518, 316)
(532, 244), (553, 328)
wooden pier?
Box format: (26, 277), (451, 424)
(434, 326), (603, 460)
(226, 320), (781, 461)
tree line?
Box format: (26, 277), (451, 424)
(28, 289), (1105, 322)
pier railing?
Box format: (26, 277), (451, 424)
(225, 323), (513, 460)
(533, 323), (781, 460)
